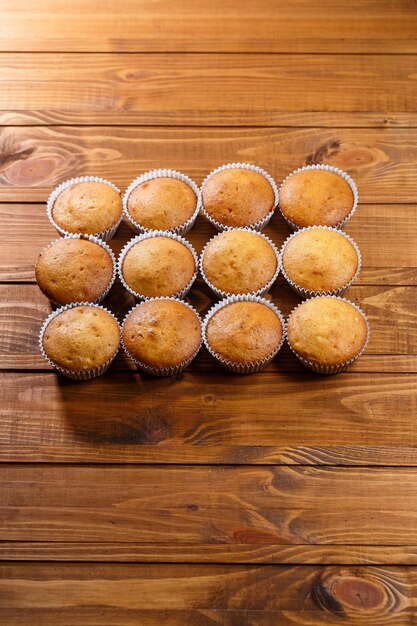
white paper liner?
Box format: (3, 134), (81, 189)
(199, 228), (281, 299)
(279, 226), (361, 298)
(123, 169), (201, 235)
(121, 297), (203, 377)
(118, 231), (198, 301)
(39, 302), (121, 380)
(200, 162), (279, 232)
(36, 234), (117, 307)
(203, 294), (286, 374)
(287, 296), (370, 375)
(278, 164), (359, 231)
(47, 176), (123, 242)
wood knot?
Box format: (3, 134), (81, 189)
(312, 568), (397, 617)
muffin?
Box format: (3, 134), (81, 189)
(124, 171), (199, 233)
(204, 296), (285, 373)
(119, 233), (197, 299)
(281, 227), (360, 296)
(40, 304), (120, 379)
(201, 165), (276, 230)
(279, 167), (356, 229)
(122, 299), (202, 375)
(201, 229), (279, 297)
(287, 296), (369, 374)
(35, 236), (115, 305)
(49, 179), (123, 240)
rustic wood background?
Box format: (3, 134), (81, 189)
(1, 1), (417, 624)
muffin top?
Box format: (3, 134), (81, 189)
(35, 238), (114, 305)
(202, 230), (277, 295)
(202, 168), (275, 228)
(121, 236), (196, 298)
(52, 181), (122, 235)
(122, 300), (201, 368)
(127, 177), (197, 231)
(287, 297), (368, 366)
(282, 228), (359, 293)
(206, 301), (283, 364)
(42, 306), (120, 371)
(279, 169), (354, 228)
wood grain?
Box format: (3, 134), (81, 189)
(1, 371), (417, 464)
(3, 465), (417, 544)
(0, 126), (416, 202)
(2, 563), (417, 625)
(1, 53), (416, 127)
(0, 0), (415, 53)
(1, 205), (417, 284)
(5, 542), (417, 565)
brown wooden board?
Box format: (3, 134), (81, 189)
(2, 0), (417, 621)
(0, 126), (417, 202)
(0, 53), (416, 127)
(0, 0), (416, 53)
(1, 563), (417, 625)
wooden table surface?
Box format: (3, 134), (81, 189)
(1, 1), (417, 624)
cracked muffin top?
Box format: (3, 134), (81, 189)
(52, 181), (122, 235)
(202, 168), (275, 228)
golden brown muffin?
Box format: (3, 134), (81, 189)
(127, 177), (197, 231)
(35, 238), (114, 304)
(121, 236), (196, 298)
(42, 305), (120, 371)
(282, 228), (359, 293)
(122, 300), (201, 368)
(202, 230), (277, 295)
(52, 182), (122, 235)
(287, 297), (368, 366)
(202, 168), (275, 228)
(279, 169), (354, 228)
(206, 301), (283, 364)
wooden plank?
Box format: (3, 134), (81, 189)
(1, 205), (417, 284)
(0, 0), (415, 53)
(0, 126), (416, 203)
(5, 542), (417, 565)
(0, 53), (416, 127)
(3, 465), (417, 545)
(1, 282), (415, 370)
(1, 372), (417, 464)
(2, 563), (417, 625)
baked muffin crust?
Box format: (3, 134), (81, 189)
(279, 169), (354, 228)
(127, 177), (197, 231)
(122, 300), (201, 368)
(121, 236), (196, 298)
(202, 230), (277, 295)
(206, 301), (283, 364)
(282, 228), (358, 293)
(287, 297), (368, 366)
(35, 238), (114, 304)
(52, 181), (122, 235)
(202, 168), (275, 228)
(42, 306), (120, 371)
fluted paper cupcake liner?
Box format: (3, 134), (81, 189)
(47, 176), (123, 242)
(123, 169), (201, 236)
(203, 294), (286, 374)
(118, 231), (198, 301)
(121, 297), (203, 377)
(36, 234), (117, 307)
(39, 302), (121, 380)
(200, 162), (279, 232)
(279, 226), (361, 298)
(287, 296), (370, 375)
(199, 228), (281, 299)
(278, 164), (359, 231)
